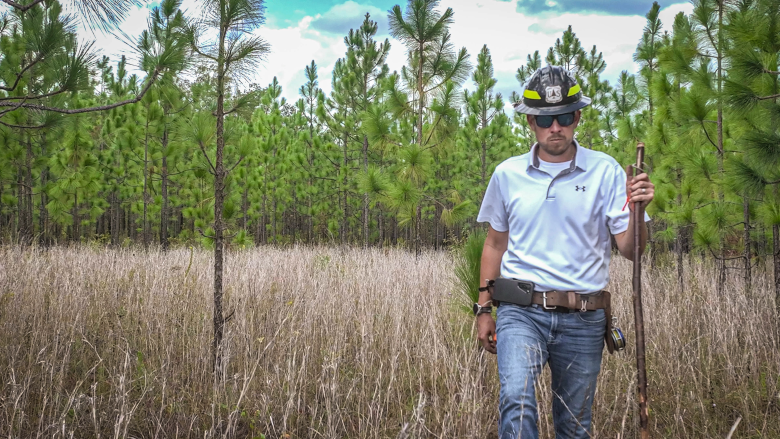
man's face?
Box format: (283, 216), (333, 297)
(526, 110), (581, 160)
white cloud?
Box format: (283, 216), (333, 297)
(445, 0), (694, 99)
(77, 0), (695, 105)
(75, 5), (151, 71)
(253, 16), (345, 101)
(310, 1), (388, 36)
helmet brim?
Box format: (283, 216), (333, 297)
(513, 96), (592, 116)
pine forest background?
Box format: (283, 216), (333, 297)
(2, 0), (780, 308)
(2, 0), (780, 437)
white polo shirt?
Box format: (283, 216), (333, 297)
(477, 141), (650, 293)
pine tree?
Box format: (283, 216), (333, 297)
(387, 0), (471, 254)
(190, 0), (270, 373)
(298, 61), (324, 243)
(0, 0), (185, 120)
(344, 14), (390, 247)
(459, 45), (513, 207)
(724, 0), (780, 306)
(511, 51), (542, 151)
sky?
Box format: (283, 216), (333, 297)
(78, 0), (695, 107)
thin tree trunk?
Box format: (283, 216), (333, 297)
(242, 164), (249, 232)
(262, 174), (267, 245)
(111, 192), (119, 246)
(161, 152), (169, 250)
(363, 135), (369, 248)
(272, 196), (277, 245)
(211, 27), (227, 376)
(378, 203), (384, 247)
(72, 192), (79, 242)
(676, 226), (684, 293)
(272, 148), (277, 245)
(744, 195), (751, 295)
(143, 117), (150, 249)
(39, 134), (48, 246)
(415, 204), (422, 256)
(341, 128), (348, 244)
(774, 224), (780, 315)
(22, 133), (33, 246)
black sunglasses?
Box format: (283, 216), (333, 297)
(534, 112), (575, 128)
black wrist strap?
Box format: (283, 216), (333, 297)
(478, 286), (489, 292)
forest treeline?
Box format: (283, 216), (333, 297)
(1, 0), (779, 301)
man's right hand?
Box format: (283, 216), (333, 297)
(477, 314), (497, 354)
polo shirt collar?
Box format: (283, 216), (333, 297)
(528, 140), (588, 172)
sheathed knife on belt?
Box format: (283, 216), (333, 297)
(632, 142), (650, 439)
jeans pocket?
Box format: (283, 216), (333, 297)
(576, 309), (606, 324)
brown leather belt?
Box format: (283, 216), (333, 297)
(528, 290), (609, 312)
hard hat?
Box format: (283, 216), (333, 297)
(514, 65), (591, 115)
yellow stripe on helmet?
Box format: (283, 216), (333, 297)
(567, 84), (581, 97)
(523, 89), (541, 100)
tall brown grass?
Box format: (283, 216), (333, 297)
(0, 246), (777, 438)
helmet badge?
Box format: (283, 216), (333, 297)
(545, 85), (562, 104)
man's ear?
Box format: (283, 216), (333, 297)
(526, 114), (534, 127)
(573, 110), (582, 128)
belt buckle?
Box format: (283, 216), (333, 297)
(542, 292), (556, 310)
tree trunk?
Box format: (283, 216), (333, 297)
(272, 148), (278, 245)
(39, 135), (49, 246)
(717, 257), (726, 296)
(415, 204), (422, 256)
(378, 203), (384, 247)
(72, 192), (79, 242)
(262, 171), (268, 245)
(161, 152), (170, 251)
(211, 28), (227, 376)
(774, 224), (780, 315)
(143, 118), (150, 249)
(241, 165), (249, 232)
(21, 133), (33, 246)
(676, 226), (684, 294)
(363, 135), (369, 248)
(744, 195), (751, 296)
(272, 196), (277, 245)
(111, 192), (119, 246)
(417, 42), (424, 147)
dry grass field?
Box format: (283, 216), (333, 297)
(0, 245), (778, 438)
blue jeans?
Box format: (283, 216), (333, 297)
(496, 303), (605, 439)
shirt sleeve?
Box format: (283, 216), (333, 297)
(606, 163), (651, 235)
(477, 171), (509, 232)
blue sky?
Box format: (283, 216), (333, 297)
(82, 0), (694, 106)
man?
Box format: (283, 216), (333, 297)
(474, 65), (654, 438)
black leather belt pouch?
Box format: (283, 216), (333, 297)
(492, 278), (535, 306)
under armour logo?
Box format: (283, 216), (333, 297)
(576, 185), (586, 192)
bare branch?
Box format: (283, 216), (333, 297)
(757, 93), (780, 100)
(196, 227), (215, 240)
(699, 121), (719, 151)
(226, 156), (245, 174)
(0, 69), (161, 117)
(0, 53), (45, 93)
(1, 0), (45, 11)
(197, 140), (217, 174)
(0, 86), (69, 102)
(0, 120), (47, 129)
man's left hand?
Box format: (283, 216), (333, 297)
(625, 165), (654, 210)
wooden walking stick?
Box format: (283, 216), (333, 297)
(632, 142), (650, 439)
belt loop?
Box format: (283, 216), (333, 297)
(566, 291), (577, 309)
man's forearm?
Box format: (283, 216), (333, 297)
(621, 214), (648, 260)
(479, 244), (504, 304)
